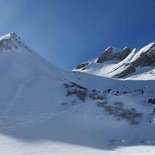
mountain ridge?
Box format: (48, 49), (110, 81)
(74, 42), (155, 79)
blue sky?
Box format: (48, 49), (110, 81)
(0, 0), (155, 70)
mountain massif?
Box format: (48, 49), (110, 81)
(0, 33), (155, 155)
(75, 42), (155, 79)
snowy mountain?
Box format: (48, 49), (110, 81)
(0, 33), (155, 155)
(75, 42), (155, 79)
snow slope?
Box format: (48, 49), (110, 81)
(0, 33), (155, 154)
(0, 33), (68, 129)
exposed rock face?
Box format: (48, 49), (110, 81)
(115, 43), (155, 78)
(120, 47), (131, 60)
(113, 66), (136, 78)
(131, 43), (155, 67)
(76, 62), (88, 70)
(0, 34), (18, 52)
(97, 46), (131, 63)
(97, 46), (120, 63)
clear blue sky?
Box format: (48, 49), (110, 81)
(0, 0), (155, 70)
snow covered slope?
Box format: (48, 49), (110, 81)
(74, 42), (155, 79)
(0, 33), (75, 131)
(0, 33), (155, 154)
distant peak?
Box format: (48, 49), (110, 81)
(105, 46), (113, 51)
(104, 46), (121, 54)
(0, 33), (32, 53)
(0, 32), (20, 41)
(123, 46), (130, 50)
(8, 32), (18, 38)
(96, 46), (131, 63)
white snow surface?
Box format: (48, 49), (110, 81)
(0, 33), (154, 154)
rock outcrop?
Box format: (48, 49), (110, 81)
(131, 43), (155, 67)
(97, 46), (121, 63)
(120, 47), (131, 60)
(76, 62), (88, 70)
(97, 46), (131, 63)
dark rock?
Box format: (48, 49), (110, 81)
(141, 90), (144, 94)
(113, 66), (136, 78)
(107, 89), (111, 93)
(76, 62), (88, 70)
(61, 102), (68, 105)
(123, 91), (127, 94)
(97, 46), (131, 63)
(148, 98), (155, 104)
(64, 82), (88, 102)
(66, 89), (88, 102)
(64, 82), (87, 90)
(97, 47), (120, 63)
(131, 43), (155, 67)
(120, 47), (131, 60)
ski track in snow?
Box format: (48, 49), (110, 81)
(5, 77), (34, 115)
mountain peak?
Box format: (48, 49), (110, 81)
(104, 46), (121, 53)
(0, 32), (19, 41)
(105, 46), (113, 52)
(0, 33), (32, 53)
(96, 46), (129, 63)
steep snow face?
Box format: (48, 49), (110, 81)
(0, 33), (66, 80)
(0, 33), (68, 129)
(74, 42), (155, 80)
